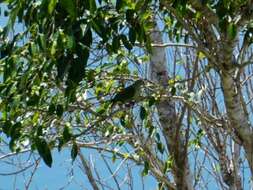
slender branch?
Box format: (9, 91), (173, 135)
(0, 149), (31, 160)
(78, 149), (100, 190)
(25, 158), (41, 190)
(0, 163), (34, 176)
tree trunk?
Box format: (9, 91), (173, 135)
(220, 66), (253, 175)
(149, 23), (194, 190)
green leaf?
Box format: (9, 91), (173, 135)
(58, 138), (64, 152)
(48, 104), (56, 114)
(91, 19), (107, 40)
(38, 34), (47, 50)
(36, 125), (43, 137)
(2, 120), (12, 137)
(112, 153), (117, 163)
(163, 157), (173, 173)
(89, 0), (97, 13)
(112, 35), (120, 52)
(120, 116), (126, 126)
(48, 0), (58, 14)
(71, 141), (78, 161)
(148, 97), (156, 107)
(147, 124), (155, 137)
(139, 106), (147, 120)
(142, 161), (149, 176)
(198, 51), (206, 60)
(227, 22), (237, 39)
(27, 94), (40, 106)
(63, 125), (72, 142)
(126, 9), (134, 23)
(129, 27), (136, 44)
(170, 86), (176, 95)
(56, 104), (64, 117)
(35, 138), (53, 167)
(116, 0), (124, 11)
(81, 27), (93, 48)
(157, 142), (164, 154)
(5, 5), (19, 35)
(10, 122), (22, 141)
(120, 34), (132, 50)
(218, 18), (228, 32)
(60, 0), (76, 20)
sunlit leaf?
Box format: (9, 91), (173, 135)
(48, 0), (57, 14)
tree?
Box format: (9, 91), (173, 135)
(1, 0), (253, 189)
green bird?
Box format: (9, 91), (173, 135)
(111, 80), (144, 106)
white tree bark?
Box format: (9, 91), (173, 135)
(220, 66), (253, 175)
(149, 23), (194, 190)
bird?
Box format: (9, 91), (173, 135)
(111, 80), (144, 106)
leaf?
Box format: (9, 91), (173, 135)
(157, 142), (164, 154)
(142, 161), (149, 176)
(112, 35), (120, 52)
(65, 35), (75, 49)
(147, 124), (154, 137)
(71, 141), (78, 161)
(116, 0), (124, 11)
(66, 55), (87, 100)
(198, 51), (206, 60)
(2, 120), (12, 137)
(89, 0), (97, 13)
(128, 27), (136, 44)
(50, 40), (57, 55)
(120, 34), (132, 50)
(57, 138), (64, 152)
(139, 106), (147, 120)
(32, 112), (40, 125)
(170, 86), (176, 95)
(163, 157), (173, 173)
(120, 116), (126, 126)
(218, 18), (228, 32)
(81, 27), (93, 48)
(227, 22), (237, 39)
(56, 104), (64, 117)
(91, 19), (107, 40)
(48, 0), (57, 15)
(56, 55), (69, 81)
(126, 9), (134, 23)
(48, 103), (56, 114)
(60, 0), (76, 20)
(35, 138), (53, 167)
(10, 122), (22, 141)
(27, 94), (40, 106)
(36, 125), (43, 136)
(148, 97), (156, 107)
(112, 153), (116, 163)
(4, 5), (19, 35)
(63, 125), (72, 142)
(38, 34), (46, 50)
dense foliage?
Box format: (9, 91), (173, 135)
(0, 0), (153, 165)
(1, 0), (253, 189)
